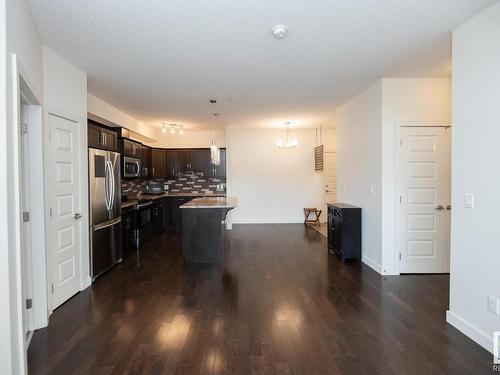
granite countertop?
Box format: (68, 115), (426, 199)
(121, 192), (227, 209)
(180, 196), (237, 209)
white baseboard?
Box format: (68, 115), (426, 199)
(446, 310), (494, 353)
(362, 255), (382, 274)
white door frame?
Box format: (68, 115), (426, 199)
(11, 55), (47, 374)
(44, 106), (91, 313)
(394, 121), (451, 275)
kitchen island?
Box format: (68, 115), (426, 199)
(180, 196), (237, 263)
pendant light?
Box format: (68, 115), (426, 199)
(210, 113), (221, 165)
(276, 121), (298, 149)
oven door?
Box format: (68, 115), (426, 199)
(123, 157), (141, 178)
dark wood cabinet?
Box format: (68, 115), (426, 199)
(189, 150), (206, 172)
(152, 199), (164, 233)
(162, 197), (173, 228)
(140, 145), (152, 179)
(88, 121), (119, 151)
(327, 203), (361, 262)
(151, 149), (165, 180)
(204, 148), (226, 178)
(165, 150), (178, 179)
(121, 138), (141, 158)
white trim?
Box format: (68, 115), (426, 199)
(446, 310), (494, 353)
(362, 255), (382, 274)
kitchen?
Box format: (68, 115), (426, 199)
(88, 118), (232, 278)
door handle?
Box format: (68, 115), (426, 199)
(446, 205), (451, 210)
(74, 213), (82, 220)
(435, 205), (445, 211)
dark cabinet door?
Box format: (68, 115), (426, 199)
(151, 149), (165, 179)
(102, 129), (118, 151)
(140, 145), (152, 179)
(189, 150), (206, 172)
(176, 150), (189, 173)
(165, 150), (177, 179)
(153, 199), (164, 233)
(162, 197), (173, 228)
(123, 139), (141, 157)
(88, 122), (119, 151)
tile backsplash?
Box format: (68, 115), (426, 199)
(122, 173), (226, 195)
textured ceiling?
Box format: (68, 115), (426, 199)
(29, 0), (495, 130)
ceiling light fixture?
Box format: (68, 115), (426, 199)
(179, 125), (184, 135)
(272, 24), (288, 39)
(161, 122), (167, 133)
(170, 124), (176, 134)
(277, 121), (298, 149)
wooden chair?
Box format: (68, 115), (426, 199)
(303, 208), (322, 227)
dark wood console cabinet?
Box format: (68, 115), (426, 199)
(327, 203), (361, 262)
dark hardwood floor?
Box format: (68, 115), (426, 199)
(28, 224), (491, 374)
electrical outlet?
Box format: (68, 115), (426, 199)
(487, 295), (499, 316)
(464, 193), (474, 209)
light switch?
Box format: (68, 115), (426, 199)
(464, 193), (474, 209)
(488, 295), (499, 316)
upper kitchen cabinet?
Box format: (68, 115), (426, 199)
(121, 138), (141, 158)
(171, 149), (206, 174)
(151, 148), (166, 180)
(165, 150), (178, 179)
(189, 149), (206, 172)
(88, 121), (119, 152)
(204, 148), (226, 178)
(140, 145), (152, 179)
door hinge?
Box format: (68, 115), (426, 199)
(26, 298), (32, 310)
(22, 211), (30, 222)
(21, 123), (28, 135)
(49, 207), (53, 217)
(400, 195), (402, 204)
(399, 137), (403, 146)
(51, 284), (54, 293)
(399, 252), (402, 261)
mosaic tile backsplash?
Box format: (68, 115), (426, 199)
(122, 173), (226, 195)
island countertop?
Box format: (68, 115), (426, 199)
(180, 196), (237, 209)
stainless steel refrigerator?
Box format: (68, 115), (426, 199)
(89, 148), (122, 279)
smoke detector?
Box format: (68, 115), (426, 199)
(272, 24), (288, 39)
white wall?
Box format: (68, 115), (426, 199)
(447, 1), (500, 353)
(336, 81), (383, 271)
(87, 93), (157, 141)
(381, 78), (451, 274)
(229, 128), (325, 223)
(43, 47), (90, 303)
(153, 129), (226, 148)
(2, 0), (43, 373)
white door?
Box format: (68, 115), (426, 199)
(324, 152), (337, 214)
(398, 126), (451, 273)
(20, 102), (34, 340)
(47, 113), (82, 308)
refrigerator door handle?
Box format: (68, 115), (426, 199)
(108, 160), (115, 210)
(104, 160), (110, 211)
(93, 217), (122, 231)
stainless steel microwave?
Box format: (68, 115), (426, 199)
(123, 156), (141, 178)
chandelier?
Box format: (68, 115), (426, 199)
(276, 122), (298, 149)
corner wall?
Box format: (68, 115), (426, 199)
(447, 1), (500, 353)
(336, 81), (383, 272)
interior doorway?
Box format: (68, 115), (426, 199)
(397, 126), (451, 273)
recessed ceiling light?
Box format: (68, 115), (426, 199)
(272, 25), (288, 39)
